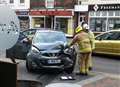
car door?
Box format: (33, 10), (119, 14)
(6, 33), (31, 59)
(94, 32), (114, 54)
(22, 29), (37, 40)
(111, 32), (120, 55)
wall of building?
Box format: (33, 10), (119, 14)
(78, 0), (120, 5)
(0, 0), (30, 9)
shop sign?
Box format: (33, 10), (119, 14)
(89, 4), (120, 11)
(16, 11), (29, 15)
(30, 0), (75, 9)
(29, 10), (73, 16)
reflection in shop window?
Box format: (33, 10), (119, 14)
(34, 18), (44, 28)
(90, 18), (106, 32)
(101, 11), (107, 16)
(108, 11), (114, 16)
(108, 18), (120, 30)
(115, 11), (120, 16)
(95, 11), (100, 16)
(20, 0), (24, 4)
(9, 0), (14, 4)
(55, 18), (68, 33)
(89, 11), (94, 16)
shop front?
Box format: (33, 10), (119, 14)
(89, 4), (120, 33)
(74, 5), (89, 26)
(16, 10), (29, 31)
(29, 10), (74, 35)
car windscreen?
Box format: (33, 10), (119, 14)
(33, 32), (67, 44)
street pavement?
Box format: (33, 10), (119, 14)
(0, 55), (119, 87)
(82, 76), (120, 87)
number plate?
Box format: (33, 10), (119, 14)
(48, 60), (61, 64)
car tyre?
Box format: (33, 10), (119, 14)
(65, 55), (76, 74)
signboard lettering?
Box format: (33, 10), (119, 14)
(89, 4), (120, 11)
(30, 10), (73, 16)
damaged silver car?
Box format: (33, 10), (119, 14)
(26, 30), (76, 73)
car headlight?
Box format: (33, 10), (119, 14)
(31, 46), (40, 54)
(64, 46), (73, 54)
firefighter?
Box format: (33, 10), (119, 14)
(81, 22), (95, 70)
(69, 25), (92, 75)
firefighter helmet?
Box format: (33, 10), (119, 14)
(75, 25), (82, 33)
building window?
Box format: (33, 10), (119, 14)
(95, 11), (100, 16)
(115, 11), (120, 16)
(45, 0), (54, 9)
(55, 18), (69, 33)
(101, 11), (107, 16)
(9, 0), (14, 4)
(33, 17), (44, 28)
(89, 11), (94, 16)
(90, 18), (106, 32)
(20, 0), (24, 4)
(108, 11), (114, 16)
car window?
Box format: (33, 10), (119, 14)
(107, 32), (120, 40)
(33, 32), (67, 43)
(22, 30), (36, 36)
(95, 33), (111, 40)
(116, 32), (120, 40)
(18, 33), (26, 41)
(96, 32), (120, 40)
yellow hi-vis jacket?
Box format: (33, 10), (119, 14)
(88, 31), (95, 50)
(70, 31), (92, 53)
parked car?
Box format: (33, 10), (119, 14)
(93, 30), (120, 56)
(6, 29), (38, 59)
(26, 30), (76, 73)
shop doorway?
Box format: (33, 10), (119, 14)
(45, 16), (54, 29)
(78, 15), (86, 25)
(55, 18), (68, 33)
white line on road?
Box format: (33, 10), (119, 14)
(94, 71), (120, 79)
(76, 74), (106, 86)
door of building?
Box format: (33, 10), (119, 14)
(45, 16), (54, 29)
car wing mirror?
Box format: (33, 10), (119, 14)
(99, 38), (103, 41)
(22, 38), (32, 45)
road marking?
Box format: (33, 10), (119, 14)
(94, 71), (120, 79)
(76, 74), (106, 86)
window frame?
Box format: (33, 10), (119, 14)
(20, 0), (25, 4)
(9, 0), (14, 4)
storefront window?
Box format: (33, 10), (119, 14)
(55, 18), (68, 33)
(108, 18), (120, 30)
(9, 0), (14, 4)
(89, 11), (94, 16)
(20, 0), (24, 4)
(108, 11), (114, 16)
(90, 18), (106, 32)
(101, 11), (107, 16)
(115, 11), (120, 16)
(34, 17), (44, 28)
(95, 11), (100, 16)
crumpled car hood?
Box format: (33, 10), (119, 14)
(33, 41), (67, 53)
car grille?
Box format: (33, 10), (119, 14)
(42, 53), (61, 57)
